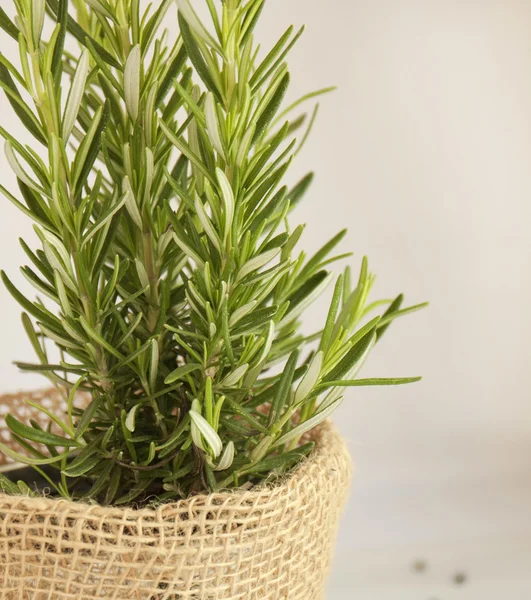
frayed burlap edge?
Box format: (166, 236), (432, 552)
(0, 389), (352, 600)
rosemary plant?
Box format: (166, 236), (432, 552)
(0, 0), (425, 504)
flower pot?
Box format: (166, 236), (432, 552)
(0, 390), (352, 600)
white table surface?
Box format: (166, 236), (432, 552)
(328, 537), (531, 599)
(324, 413), (531, 599)
(327, 465), (531, 600)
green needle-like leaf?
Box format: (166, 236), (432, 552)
(0, 8), (19, 41)
(268, 349), (299, 427)
(316, 377), (422, 394)
(62, 49), (90, 140)
(323, 327), (377, 384)
(5, 415), (80, 448)
(45, 0), (121, 68)
(51, 0), (68, 84)
(274, 396), (343, 447)
(245, 441), (314, 475)
(0, 473), (20, 494)
(253, 72), (290, 143)
(0, 65), (47, 145)
(165, 363), (202, 384)
(178, 12), (223, 103)
(74, 396), (102, 440)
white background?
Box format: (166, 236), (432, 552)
(1, 1), (531, 597)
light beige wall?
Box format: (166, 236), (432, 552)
(0, 0), (530, 551)
(259, 0), (531, 549)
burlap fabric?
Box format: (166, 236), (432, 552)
(0, 389), (352, 599)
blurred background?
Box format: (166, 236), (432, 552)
(1, 0), (531, 598)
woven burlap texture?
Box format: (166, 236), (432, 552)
(0, 389), (352, 600)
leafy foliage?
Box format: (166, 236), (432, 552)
(0, 0), (425, 504)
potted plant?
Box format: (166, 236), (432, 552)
(0, 0), (425, 598)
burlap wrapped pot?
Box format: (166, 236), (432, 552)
(0, 389), (352, 600)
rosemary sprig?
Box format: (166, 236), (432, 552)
(0, 0), (425, 503)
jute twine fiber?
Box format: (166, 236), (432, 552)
(0, 389), (352, 600)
